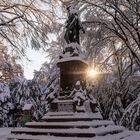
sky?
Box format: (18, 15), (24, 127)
(17, 2), (65, 80)
(18, 1), (66, 80)
(21, 48), (47, 80)
(19, 33), (57, 80)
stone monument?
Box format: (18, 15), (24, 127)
(58, 4), (86, 95)
(49, 4), (97, 113)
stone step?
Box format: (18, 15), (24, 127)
(46, 112), (74, 116)
(97, 130), (133, 140)
(26, 120), (114, 129)
(11, 125), (124, 138)
(7, 131), (133, 140)
(42, 113), (102, 122)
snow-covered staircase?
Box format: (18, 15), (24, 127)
(7, 112), (133, 140)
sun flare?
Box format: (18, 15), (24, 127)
(87, 68), (98, 77)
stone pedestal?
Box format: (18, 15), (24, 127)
(57, 57), (88, 96)
(50, 100), (75, 112)
(48, 43), (89, 113)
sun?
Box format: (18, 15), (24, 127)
(87, 68), (98, 78)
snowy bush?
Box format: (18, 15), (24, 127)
(120, 97), (140, 131)
(0, 83), (11, 126)
(0, 72), (53, 126)
(10, 77), (30, 106)
(92, 80), (125, 125)
(109, 95), (124, 125)
(41, 63), (60, 112)
(7, 76), (46, 126)
(28, 79), (46, 120)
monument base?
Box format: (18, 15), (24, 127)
(49, 97), (98, 113)
(50, 99), (75, 112)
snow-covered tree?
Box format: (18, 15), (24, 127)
(9, 75), (46, 123)
(8, 77), (29, 126)
(0, 83), (11, 126)
(65, 0), (140, 66)
(120, 96), (140, 131)
(28, 75), (45, 121)
(109, 94), (124, 125)
(10, 77), (30, 106)
(0, 44), (23, 84)
(0, 0), (63, 57)
(41, 62), (60, 112)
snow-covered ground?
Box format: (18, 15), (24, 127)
(1, 127), (140, 140)
(0, 128), (12, 140)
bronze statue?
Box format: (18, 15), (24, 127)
(64, 5), (85, 44)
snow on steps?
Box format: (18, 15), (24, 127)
(25, 120), (114, 129)
(42, 112), (102, 122)
(8, 112), (127, 140)
(7, 131), (133, 140)
(10, 125), (125, 137)
(46, 112), (74, 116)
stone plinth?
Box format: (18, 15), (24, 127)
(50, 99), (75, 112)
(57, 57), (88, 96)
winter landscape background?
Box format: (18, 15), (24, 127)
(1, 0), (140, 139)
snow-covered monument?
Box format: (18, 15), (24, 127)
(8, 4), (133, 140)
(59, 5), (87, 95)
(49, 5), (98, 113)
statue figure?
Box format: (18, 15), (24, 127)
(67, 81), (86, 112)
(64, 5), (85, 44)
